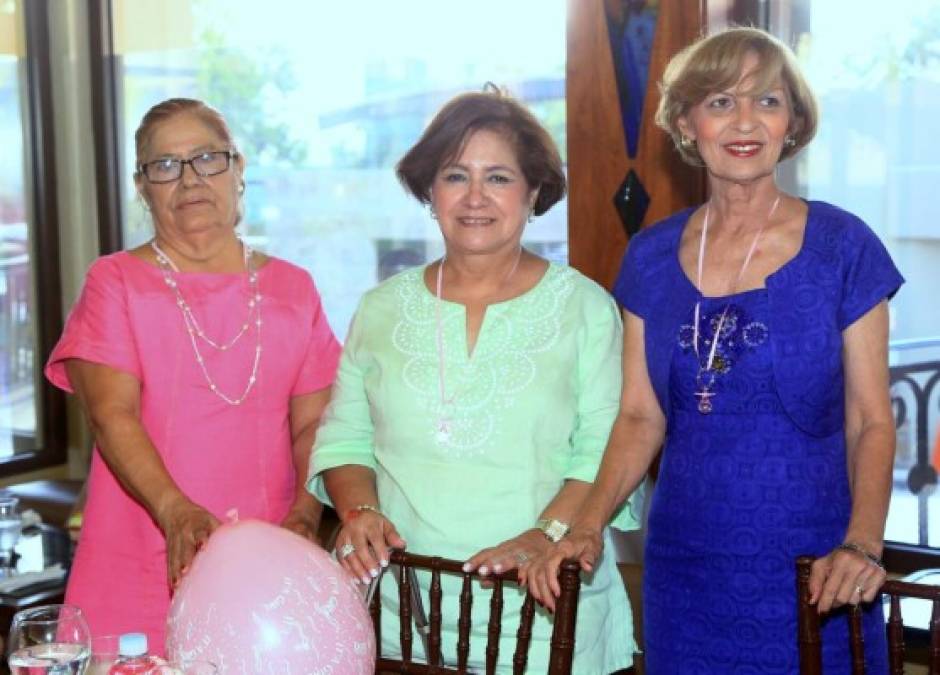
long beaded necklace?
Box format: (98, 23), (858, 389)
(150, 239), (262, 406)
(434, 247), (522, 442)
(692, 195), (780, 414)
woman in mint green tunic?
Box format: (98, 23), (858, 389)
(307, 90), (642, 674)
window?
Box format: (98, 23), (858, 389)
(760, 1), (940, 552)
(0, 0), (66, 473)
(104, 0), (567, 338)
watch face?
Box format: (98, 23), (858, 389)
(539, 519), (570, 542)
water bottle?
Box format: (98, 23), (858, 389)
(108, 633), (160, 674)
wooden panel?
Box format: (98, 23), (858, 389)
(567, 0), (707, 289)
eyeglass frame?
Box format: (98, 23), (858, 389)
(136, 149), (239, 184)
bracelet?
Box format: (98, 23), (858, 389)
(836, 542), (885, 569)
(343, 504), (382, 522)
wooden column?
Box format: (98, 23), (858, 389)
(567, 0), (707, 288)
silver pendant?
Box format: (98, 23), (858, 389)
(436, 418), (451, 443)
(695, 390), (714, 414)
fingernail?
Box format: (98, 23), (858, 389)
(352, 578), (361, 586)
(370, 568), (379, 578)
(479, 566), (489, 576)
(361, 576), (370, 584)
(493, 564), (503, 573)
(380, 559), (389, 568)
(462, 563), (471, 572)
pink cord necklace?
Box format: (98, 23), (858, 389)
(692, 194), (780, 414)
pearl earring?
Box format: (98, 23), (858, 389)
(429, 205), (438, 220)
(784, 135), (796, 148)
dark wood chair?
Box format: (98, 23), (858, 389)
(796, 555), (940, 674)
(371, 550), (581, 675)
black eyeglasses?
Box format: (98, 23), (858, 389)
(138, 150), (237, 184)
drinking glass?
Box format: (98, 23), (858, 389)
(0, 495), (22, 577)
(7, 603), (91, 674)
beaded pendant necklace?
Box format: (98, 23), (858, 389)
(692, 195), (780, 414)
(150, 239), (262, 406)
(434, 247), (522, 442)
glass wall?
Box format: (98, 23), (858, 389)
(773, 1), (940, 549)
(112, 0), (567, 338)
(0, 0), (41, 459)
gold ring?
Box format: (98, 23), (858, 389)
(854, 585), (864, 596)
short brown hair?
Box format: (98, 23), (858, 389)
(134, 98), (236, 170)
(396, 89), (566, 216)
(655, 27), (818, 165)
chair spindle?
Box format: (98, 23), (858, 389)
(457, 573), (473, 670)
(399, 563), (414, 662)
(429, 568), (443, 666)
(888, 593), (905, 674)
(512, 594), (537, 675)
(848, 604), (865, 674)
(485, 579), (504, 675)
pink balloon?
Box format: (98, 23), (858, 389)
(166, 519), (374, 674)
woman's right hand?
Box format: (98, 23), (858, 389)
(156, 496), (221, 590)
(334, 510), (406, 585)
(521, 526), (603, 612)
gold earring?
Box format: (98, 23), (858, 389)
(680, 135), (693, 148)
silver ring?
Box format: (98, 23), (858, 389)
(515, 552), (529, 564)
(338, 542), (356, 559)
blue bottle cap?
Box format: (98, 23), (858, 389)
(118, 632), (148, 657)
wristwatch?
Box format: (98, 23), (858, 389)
(535, 518), (571, 543)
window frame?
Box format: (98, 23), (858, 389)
(1, 0), (68, 476)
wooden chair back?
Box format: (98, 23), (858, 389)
(371, 550), (581, 675)
(796, 555), (940, 674)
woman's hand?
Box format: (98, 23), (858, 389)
(463, 529), (553, 580)
(808, 543), (887, 613)
(280, 504), (321, 544)
(155, 496), (221, 590)
(520, 526), (603, 612)
(334, 510), (406, 585)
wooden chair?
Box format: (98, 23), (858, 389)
(796, 555), (940, 674)
(370, 550), (581, 675)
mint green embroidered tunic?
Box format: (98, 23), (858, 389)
(308, 263), (641, 674)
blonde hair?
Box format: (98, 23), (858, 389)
(655, 27), (818, 165)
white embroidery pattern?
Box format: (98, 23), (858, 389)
(391, 265), (574, 458)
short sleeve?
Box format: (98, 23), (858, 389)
(306, 303), (377, 507)
(838, 220), (905, 330)
(611, 235), (648, 319)
(290, 274), (342, 396)
(564, 282), (644, 532)
(44, 256), (142, 392)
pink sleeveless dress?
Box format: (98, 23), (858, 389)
(45, 252), (341, 653)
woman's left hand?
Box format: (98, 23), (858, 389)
(280, 503), (321, 545)
(463, 529), (552, 578)
(809, 544), (887, 613)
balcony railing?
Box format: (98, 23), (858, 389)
(889, 338), (940, 549)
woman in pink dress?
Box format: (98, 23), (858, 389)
(45, 98), (341, 653)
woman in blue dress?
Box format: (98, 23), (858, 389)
(525, 27), (903, 673)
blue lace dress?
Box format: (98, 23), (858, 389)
(614, 202), (903, 674)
